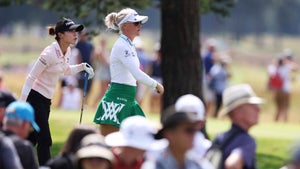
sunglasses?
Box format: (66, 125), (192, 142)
(133, 21), (142, 26)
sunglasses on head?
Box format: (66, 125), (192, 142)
(133, 21), (142, 26)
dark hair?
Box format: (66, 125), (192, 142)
(47, 19), (67, 41)
(60, 125), (98, 154)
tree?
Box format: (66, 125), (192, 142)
(161, 0), (201, 107)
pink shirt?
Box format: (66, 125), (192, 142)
(21, 42), (84, 100)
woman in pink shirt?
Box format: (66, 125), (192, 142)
(20, 18), (94, 165)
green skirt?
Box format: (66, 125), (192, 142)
(93, 82), (145, 128)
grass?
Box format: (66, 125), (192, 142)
(2, 33), (300, 168)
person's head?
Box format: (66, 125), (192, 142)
(219, 84), (264, 131)
(157, 104), (202, 152)
(60, 124), (98, 154)
(206, 38), (217, 53)
(77, 134), (113, 169)
(3, 101), (39, 139)
(105, 116), (168, 160)
(48, 18), (84, 45)
(287, 142), (300, 169)
(104, 8), (148, 40)
(174, 94), (206, 130)
(0, 90), (16, 126)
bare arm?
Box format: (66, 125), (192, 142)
(224, 152), (244, 169)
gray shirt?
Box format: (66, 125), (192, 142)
(0, 134), (23, 169)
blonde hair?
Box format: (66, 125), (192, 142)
(105, 8), (137, 31)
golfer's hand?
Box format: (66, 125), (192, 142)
(156, 83), (164, 94)
(82, 63), (94, 79)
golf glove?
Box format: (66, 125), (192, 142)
(82, 63), (94, 79)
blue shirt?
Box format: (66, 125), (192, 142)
(213, 124), (257, 169)
(203, 52), (214, 75)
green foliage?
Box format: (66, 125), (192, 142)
(200, 0), (237, 16)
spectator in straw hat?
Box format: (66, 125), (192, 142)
(105, 115), (168, 169)
(76, 133), (114, 169)
(212, 84), (264, 169)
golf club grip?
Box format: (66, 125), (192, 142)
(83, 72), (89, 97)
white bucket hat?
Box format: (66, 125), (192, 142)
(76, 134), (113, 162)
(175, 94), (205, 121)
(105, 116), (168, 151)
(219, 84), (264, 117)
(117, 10), (148, 27)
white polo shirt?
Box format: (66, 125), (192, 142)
(21, 41), (84, 100)
(110, 34), (157, 88)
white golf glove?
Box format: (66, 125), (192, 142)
(82, 63), (94, 79)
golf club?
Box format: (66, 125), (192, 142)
(79, 72), (89, 124)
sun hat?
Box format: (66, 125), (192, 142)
(5, 101), (40, 132)
(175, 94), (205, 121)
(76, 133), (114, 162)
(117, 9), (148, 27)
(0, 90), (16, 107)
(219, 84), (264, 117)
(55, 18), (84, 33)
(105, 116), (168, 151)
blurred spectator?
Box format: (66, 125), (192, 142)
(76, 133), (114, 169)
(42, 124), (98, 169)
(208, 53), (232, 117)
(280, 142), (300, 169)
(0, 90), (16, 128)
(105, 115), (168, 169)
(0, 132), (23, 169)
(3, 101), (40, 169)
(144, 103), (212, 169)
(211, 84), (263, 169)
(0, 71), (6, 90)
(133, 37), (152, 104)
(93, 37), (111, 106)
(268, 49), (299, 122)
(76, 31), (95, 97)
(174, 94), (212, 160)
(202, 38), (218, 116)
(58, 76), (81, 110)
(149, 43), (162, 114)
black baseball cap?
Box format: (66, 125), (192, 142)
(0, 90), (16, 107)
(55, 18), (84, 33)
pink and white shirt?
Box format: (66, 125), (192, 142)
(21, 41), (84, 100)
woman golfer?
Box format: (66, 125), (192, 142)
(94, 8), (164, 136)
(20, 18), (94, 165)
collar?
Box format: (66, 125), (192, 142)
(120, 34), (134, 46)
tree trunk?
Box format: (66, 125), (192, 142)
(161, 0), (202, 109)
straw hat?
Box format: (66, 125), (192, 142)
(219, 84), (264, 117)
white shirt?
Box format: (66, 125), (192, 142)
(21, 41), (84, 100)
(110, 34), (157, 88)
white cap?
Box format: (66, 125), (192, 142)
(118, 11), (148, 27)
(175, 94), (205, 121)
(105, 116), (168, 151)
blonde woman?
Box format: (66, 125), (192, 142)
(94, 8), (164, 136)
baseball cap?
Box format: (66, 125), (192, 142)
(175, 94), (205, 121)
(105, 116), (168, 151)
(77, 134), (113, 162)
(0, 90), (16, 107)
(219, 84), (264, 117)
(117, 9), (148, 27)
(55, 18), (84, 33)
(5, 101), (40, 132)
